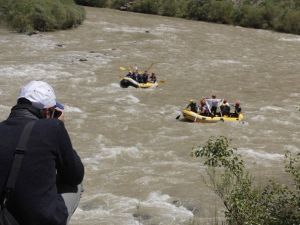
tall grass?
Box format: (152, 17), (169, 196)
(0, 0), (85, 32)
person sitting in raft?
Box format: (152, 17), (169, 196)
(149, 72), (157, 83)
(186, 99), (199, 113)
(125, 71), (133, 78)
(220, 99), (231, 116)
(231, 101), (242, 117)
(210, 94), (218, 117)
(136, 73), (143, 83)
(199, 98), (209, 116)
(131, 71), (137, 81)
(141, 71), (149, 83)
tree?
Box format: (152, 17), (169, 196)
(192, 136), (300, 225)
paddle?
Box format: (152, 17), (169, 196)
(119, 66), (127, 71)
(145, 63), (155, 72)
(176, 114), (181, 120)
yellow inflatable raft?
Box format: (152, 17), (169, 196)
(182, 109), (244, 123)
(120, 77), (158, 88)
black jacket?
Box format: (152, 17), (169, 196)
(0, 104), (84, 225)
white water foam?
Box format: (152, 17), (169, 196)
(239, 148), (283, 161)
(279, 37), (300, 42)
(259, 105), (287, 112)
(289, 93), (300, 97)
(72, 193), (140, 224)
(155, 24), (189, 33)
(271, 118), (294, 126)
(83, 134), (142, 161)
(104, 23), (187, 36)
(141, 192), (194, 223)
(56, 51), (113, 66)
(250, 115), (266, 122)
(74, 191), (193, 224)
(159, 105), (182, 119)
(104, 26), (150, 33)
(0, 104), (11, 112)
(15, 35), (57, 52)
(96, 146), (141, 160)
(0, 63), (72, 79)
(115, 94), (140, 104)
(0, 38), (9, 44)
(124, 108), (139, 114)
(64, 105), (83, 113)
(95, 83), (122, 94)
(211, 59), (241, 65)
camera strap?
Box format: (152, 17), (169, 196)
(1, 121), (36, 207)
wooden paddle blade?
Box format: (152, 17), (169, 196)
(120, 66), (127, 71)
(158, 80), (165, 84)
(176, 115), (180, 120)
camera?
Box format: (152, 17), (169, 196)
(53, 109), (62, 118)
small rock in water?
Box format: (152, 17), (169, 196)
(132, 213), (151, 220)
(79, 58), (87, 62)
(172, 199), (181, 207)
(186, 205), (200, 215)
(27, 31), (39, 36)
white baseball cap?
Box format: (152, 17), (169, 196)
(18, 80), (62, 109)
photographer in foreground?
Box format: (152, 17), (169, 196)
(0, 80), (84, 225)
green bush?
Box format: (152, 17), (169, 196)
(107, 0), (124, 9)
(173, 0), (189, 18)
(130, 0), (160, 14)
(186, 0), (209, 20)
(279, 9), (300, 34)
(239, 5), (265, 29)
(206, 0), (234, 24)
(192, 136), (300, 225)
(160, 0), (178, 17)
(0, 0), (85, 32)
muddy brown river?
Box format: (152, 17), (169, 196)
(0, 6), (299, 225)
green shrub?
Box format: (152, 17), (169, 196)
(259, 2), (282, 29)
(130, 0), (160, 14)
(279, 9), (300, 34)
(186, 0), (210, 21)
(160, 0), (178, 17)
(206, 0), (234, 24)
(239, 5), (265, 29)
(173, 0), (189, 18)
(0, 0), (85, 32)
(192, 136), (300, 225)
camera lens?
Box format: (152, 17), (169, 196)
(54, 110), (62, 118)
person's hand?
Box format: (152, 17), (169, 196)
(55, 108), (64, 122)
(54, 102), (65, 122)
